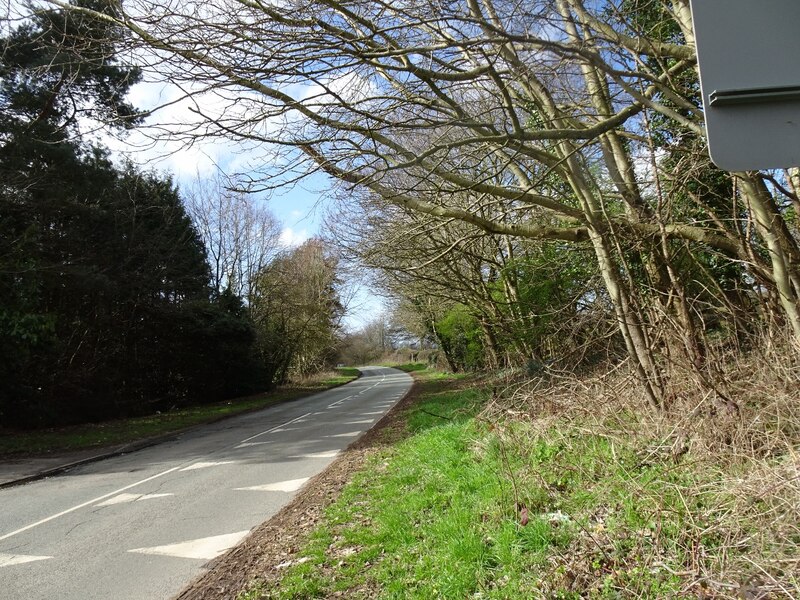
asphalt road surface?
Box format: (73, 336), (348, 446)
(0, 366), (412, 600)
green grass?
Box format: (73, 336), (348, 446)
(384, 362), (428, 373)
(0, 368), (360, 457)
(331, 367), (360, 379)
(242, 372), (572, 599)
(241, 370), (726, 599)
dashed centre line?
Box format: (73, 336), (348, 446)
(180, 461), (236, 472)
(237, 411), (312, 445)
(235, 441), (271, 449)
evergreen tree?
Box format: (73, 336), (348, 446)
(0, 3), (262, 426)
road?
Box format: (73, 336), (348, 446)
(0, 366), (412, 600)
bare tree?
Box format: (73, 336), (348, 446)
(327, 189), (604, 369)
(184, 173), (281, 302)
(338, 313), (394, 365)
(46, 0), (800, 406)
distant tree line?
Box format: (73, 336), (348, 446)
(0, 2), (343, 428)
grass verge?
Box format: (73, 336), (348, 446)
(240, 365), (798, 599)
(384, 362), (428, 373)
(0, 368), (360, 457)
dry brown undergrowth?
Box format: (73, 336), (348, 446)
(480, 337), (800, 598)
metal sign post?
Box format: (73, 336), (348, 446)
(690, 1), (800, 171)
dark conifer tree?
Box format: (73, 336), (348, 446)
(0, 2), (263, 426)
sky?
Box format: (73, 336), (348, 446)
(0, 0), (385, 330)
(98, 81), (322, 247)
(98, 80), (383, 331)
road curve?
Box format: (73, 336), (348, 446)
(0, 366), (412, 600)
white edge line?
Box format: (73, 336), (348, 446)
(0, 379), (395, 542)
(0, 465), (184, 542)
(0, 376), (400, 542)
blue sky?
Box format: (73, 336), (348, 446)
(3, 1), (386, 331)
(96, 79), (384, 330)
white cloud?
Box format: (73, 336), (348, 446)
(99, 78), (244, 179)
(278, 227), (309, 248)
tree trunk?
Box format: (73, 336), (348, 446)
(738, 175), (800, 343)
(587, 226), (665, 410)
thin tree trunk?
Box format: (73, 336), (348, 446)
(738, 174), (800, 342)
(588, 226), (664, 410)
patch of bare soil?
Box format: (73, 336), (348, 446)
(173, 380), (423, 600)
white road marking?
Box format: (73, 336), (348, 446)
(235, 441), (271, 449)
(0, 553), (52, 567)
(296, 450), (340, 459)
(238, 412), (312, 445)
(128, 531), (249, 560)
(95, 493), (174, 507)
(179, 461), (236, 471)
(235, 477), (309, 492)
(0, 466), (183, 542)
(132, 493), (174, 501)
(325, 431), (361, 438)
(0, 374), (402, 544)
(343, 419), (374, 425)
(362, 411), (384, 415)
(326, 394), (356, 409)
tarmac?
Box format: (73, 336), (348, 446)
(0, 374), (367, 490)
(0, 434), (180, 489)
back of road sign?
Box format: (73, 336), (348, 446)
(690, 1), (800, 171)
